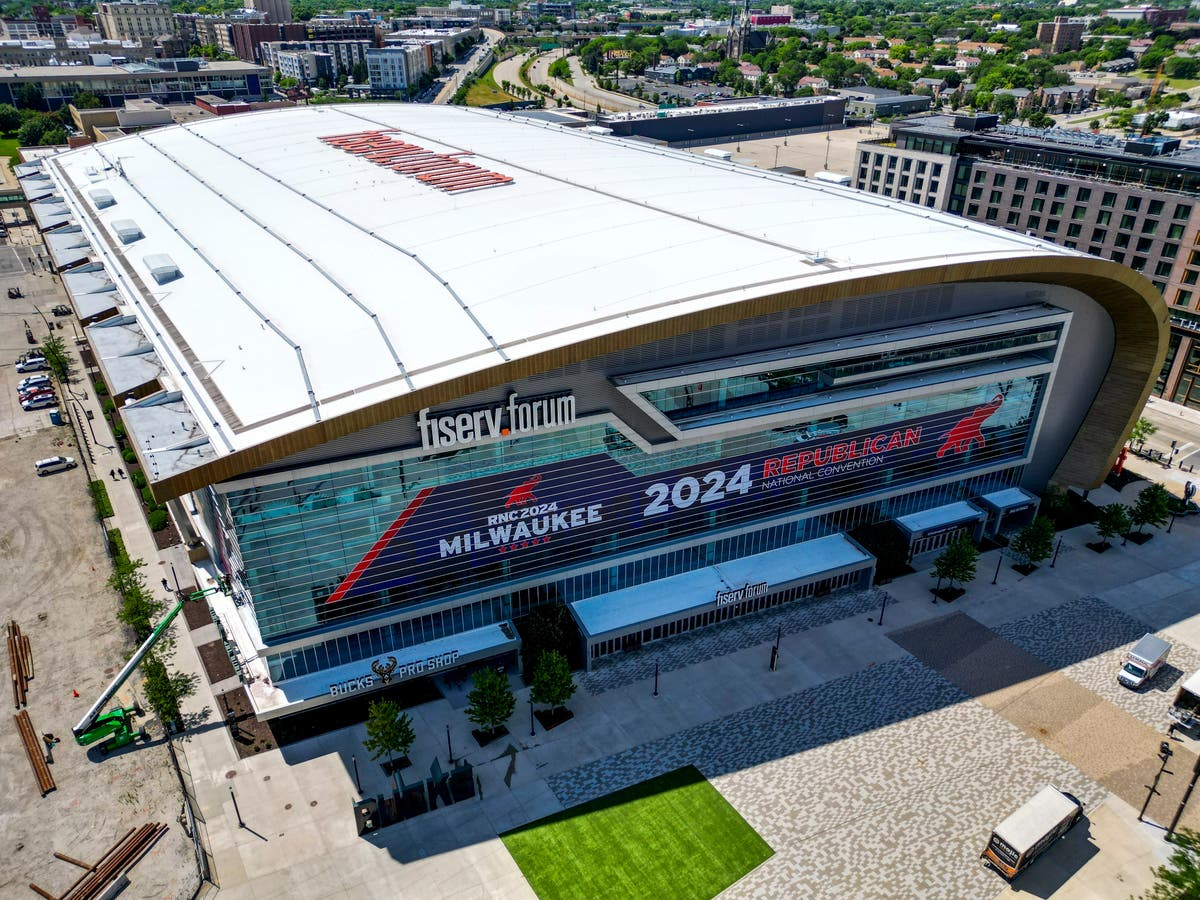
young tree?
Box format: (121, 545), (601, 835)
(140, 648), (196, 733)
(108, 555), (164, 641)
(1132, 483), (1172, 535)
(1094, 503), (1131, 548)
(531, 650), (576, 712)
(1144, 828), (1200, 899)
(466, 667), (515, 736)
(363, 699), (416, 785)
(41, 333), (71, 382)
(1130, 416), (1158, 447)
(1010, 516), (1056, 568)
(932, 534), (979, 592)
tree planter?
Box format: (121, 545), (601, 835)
(534, 707), (574, 731)
(931, 586), (965, 603)
(381, 756), (411, 776)
(1125, 531), (1154, 546)
(472, 725), (509, 747)
(1086, 541), (1113, 554)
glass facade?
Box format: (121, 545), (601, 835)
(638, 324), (1060, 427)
(220, 371), (1050, 653)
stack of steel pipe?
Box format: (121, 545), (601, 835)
(55, 823), (168, 900)
(14, 709), (55, 796)
(8, 619), (33, 708)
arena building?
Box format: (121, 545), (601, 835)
(28, 104), (1166, 727)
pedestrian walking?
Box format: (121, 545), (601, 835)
(109, 468), (116, 480)
(117, 468), (125, 479)
(161, 578), (169, 591)
(1169, 721), (1179, 739)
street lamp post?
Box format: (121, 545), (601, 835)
(529, 698), (535, 737)
(446, 723), (453, 767)
(1050, 537), (1063, 567)
(652, 661), (659, 697)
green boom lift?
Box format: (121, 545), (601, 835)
(72, 585), (222, 752)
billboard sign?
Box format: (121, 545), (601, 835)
(327, 390), (1031, 606)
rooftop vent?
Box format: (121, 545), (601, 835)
(88, 188), (115, 208)
(111, 218), (142, 243)
(952, 113), (998, 132)
(143, 253), (181, 284)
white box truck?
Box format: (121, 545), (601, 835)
(980, 785), (1083, 880)
(703, 148), (733, 161)
(1170, 668), (1200, 728)
(1118, 633), (1171, 689)
(813, 170), (852, 186)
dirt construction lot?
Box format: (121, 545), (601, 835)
(0, 280), (194, 894)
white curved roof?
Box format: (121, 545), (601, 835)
(47, 103), (1078, 461)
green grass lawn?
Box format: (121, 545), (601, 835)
(0, 136), (20, 173)
(466, 62), (520, 107)
(1165, 78), (1200, 90)
(500, 766), (773, 900)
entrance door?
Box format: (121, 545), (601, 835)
(621, 632), (642, 653)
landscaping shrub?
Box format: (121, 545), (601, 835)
(141, 485), (155, 506)
(130, 469), (146, 489)
(89, 479), (113, 519)
(103, 399), (116, 415)
(106, 527), (125, 561)
(93, 380), (108, 397)
(112, 424), (125, 440)
(148, 509), (168, 531)
(121, 447), (137, 464)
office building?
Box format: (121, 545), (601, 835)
(96, 1), (174, 41)
(1036, 16), (1086, 53)
(855, 113), (1200, 407)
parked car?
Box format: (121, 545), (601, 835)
(19, 386), (54, 400)
(51, 304), (71, 316)
(21, 394), (57, 411)
(17, 374), (51, 391)
(34, 455), (76, 476)
(16, 357), (48, 373)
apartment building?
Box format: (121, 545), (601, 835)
(854, 113), (1200, 408)
(1036, 17), (1085, 53)
(365, 43), (428, 93)
(96, 1), (174, 41)
(262, 40), (369, 78)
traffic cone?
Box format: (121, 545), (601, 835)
(72, 689), (79, 698)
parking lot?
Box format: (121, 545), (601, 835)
(0, 246), (195, 898)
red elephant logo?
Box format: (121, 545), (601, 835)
(936, 395), (1004, 458)
(504, 474), (542, 508)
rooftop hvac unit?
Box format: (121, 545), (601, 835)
(143, 253), (181, 284)
(88, 188), (115, 208)
(111, 218), (142, 244)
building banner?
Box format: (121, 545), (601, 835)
(328, 390), (1032, 605)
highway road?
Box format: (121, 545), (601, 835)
(526, 50), (652, 113)
(491, 49), (529, 102)
(432, 27), (505, 105)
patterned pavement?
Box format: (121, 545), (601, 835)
(578, 588), (895, 696)
(550, 657), (1101, 899)
(995, 596), (1200, 733)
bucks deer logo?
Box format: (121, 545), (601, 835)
(371, 656), (399, 684)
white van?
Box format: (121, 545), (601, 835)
(1118, 633), (1171, 689)
(34, 455), (76, 475)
